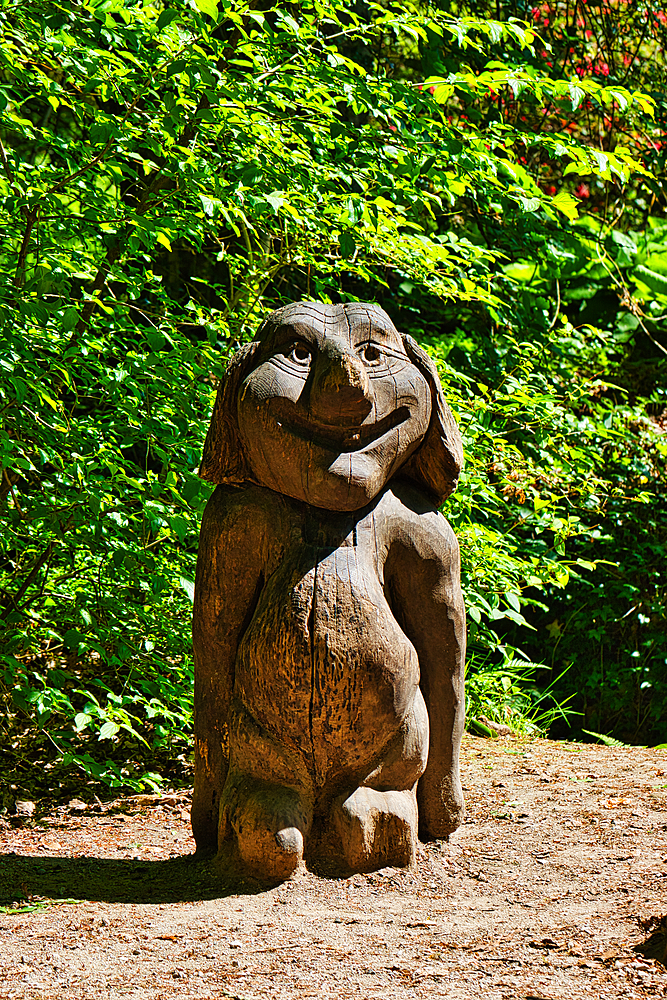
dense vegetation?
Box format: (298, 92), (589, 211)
(1, 0), (665, 799)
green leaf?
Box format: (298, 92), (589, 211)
(339, 230), (356, 259)
(8, 377), (26, 403)
(551, 191), (579, 221)
(506, 591), (521, 613)
(61, 307), (80, 332)
(503, 608), (534, 629)
(581, 729), (628, 748)
(155, 231), (173, 252)
(616, 312), (639, 333)
(170, 516), (188, 541)
(264, 192), (285, 214)
(146, 331), (165, 351)
(569, 84), (585, 110)
(74, 712), (93, 732)
(89, 123), (113, 144)
(98, 720), (120, 740)
(63, 629), (85, 649)
(167, 59), (187, 76)
(193, 0), (218, 18)
(503, 261), (538, 282)
(634, 264), (667, 296)
(519, 196), (541, 213)
(182, 478), (200, 504)
(468, 717), (499, 739)
(632, 92), (655, 117)
(157, 8), (180, 30)
(432, 84), (453, 104)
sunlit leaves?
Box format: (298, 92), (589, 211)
(551, 190), (580, 221)
(0, 0), (664, 779)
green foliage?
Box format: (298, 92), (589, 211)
(581, 730), (630, 748)
(481, 212), (667, 744)
(465, 647), (574, 736)
(0, 0), (665, 794)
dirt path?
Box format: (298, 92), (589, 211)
(0, 735), (666, 1000)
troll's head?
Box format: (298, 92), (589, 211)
(199, 302), (462, 511)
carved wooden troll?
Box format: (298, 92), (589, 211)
(192, 301), (465, 880)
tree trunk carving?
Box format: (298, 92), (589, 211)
(192, 302), (466, 880)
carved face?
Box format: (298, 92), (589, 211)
(236, 302), (432, 510)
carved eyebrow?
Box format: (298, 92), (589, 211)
(352, 330), (407, 360)
(351, 323), (400, 342)
(268, 323), (408, 362)
(364, 343), (409, 362)
(272, 324), (322, 344)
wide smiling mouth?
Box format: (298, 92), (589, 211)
(273, 405), (412, 452)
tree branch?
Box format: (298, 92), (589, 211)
(13, 207), (38, 289)
(8, 542), (54, 610)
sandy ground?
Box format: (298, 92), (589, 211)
(0, 735), (666, 1000)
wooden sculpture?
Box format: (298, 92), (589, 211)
(192, 301), (466, 880)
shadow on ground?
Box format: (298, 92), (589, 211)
(634, 916), (667, 967)
(0, 852), (267, 905)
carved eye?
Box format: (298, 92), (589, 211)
(288, 341), (311, 365)
(359, 343), (382, 366)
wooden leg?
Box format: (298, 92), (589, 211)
(220, 775), (312, 881)
(191, 731), (227, 855)
(332, 785), (419, 871)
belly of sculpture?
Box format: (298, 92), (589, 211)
(234, 532), (420, 788)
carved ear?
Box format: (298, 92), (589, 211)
(399, 334), (463, 504)
(198, 342), (260, 485)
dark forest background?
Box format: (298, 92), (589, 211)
(1, 0), (665, 800)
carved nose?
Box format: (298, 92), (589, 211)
(308, 344), (373, 425)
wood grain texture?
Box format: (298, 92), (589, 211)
(192, 302), (465, 881)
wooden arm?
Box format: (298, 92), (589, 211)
(191, 484), (272, 851)
(383, 492), (466, 839)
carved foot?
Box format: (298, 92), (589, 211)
(332, 786), (418, 872)
(220, 779), (312, 882)
(238, 821), (304, 882)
